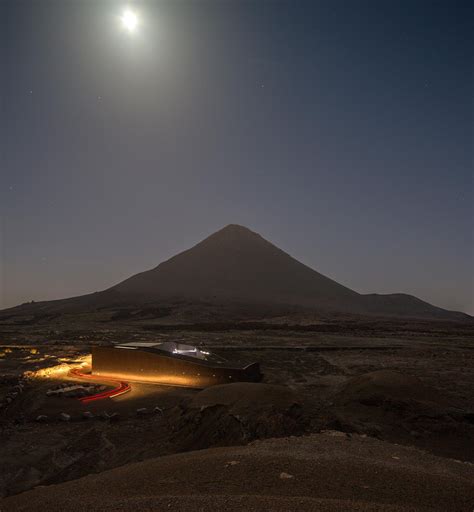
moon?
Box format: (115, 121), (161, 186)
(120, 8), (139, 32)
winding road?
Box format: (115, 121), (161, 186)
(69, 368), (131, 403)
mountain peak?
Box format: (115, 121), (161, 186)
(104, 225), (468, 320)
(4, 223), (466, 321)
(215, 224), (259, 236)
(111, 223), (358, 306)
(222, 223), (250, 231)
(203, 224), (266, 245)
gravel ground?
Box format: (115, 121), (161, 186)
(3, 432), (474, 512)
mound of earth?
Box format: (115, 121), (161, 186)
(326, 371), (474, 461)
(191, 382), (299, 412)
(335, 370), (451, 407)
(170, 383), (306, 450)
(3, 432), (474, 512)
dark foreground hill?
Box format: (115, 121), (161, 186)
(0, 224), (470, 321)
(3, 433), (474, 512)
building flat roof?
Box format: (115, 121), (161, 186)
(110, 341), (255, 370)
(116, 341), (208, 358)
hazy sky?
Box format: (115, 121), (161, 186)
(1, 0), (473, 314)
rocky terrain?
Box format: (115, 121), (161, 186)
(3, 432), (474, 511)
(1, 226), (473, 509)
(1, 319), (474, 510)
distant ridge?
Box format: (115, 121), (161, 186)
(1, 224), (470, 320)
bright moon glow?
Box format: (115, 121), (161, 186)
(120, 9), (139, 32)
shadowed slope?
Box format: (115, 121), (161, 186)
(109, 224), (467, 319)
(111, 224), (359, 309)
(3, 433), (474, 511)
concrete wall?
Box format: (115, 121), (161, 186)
(91, 346), (260, 388)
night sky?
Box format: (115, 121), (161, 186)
(1, 1), (473, 314)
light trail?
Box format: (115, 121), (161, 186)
(69, 368), (131, 403)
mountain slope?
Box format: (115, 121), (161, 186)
(107, 224), (466, 320)
(1, 224), (470, 320)
(110, 224), (360, 310)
